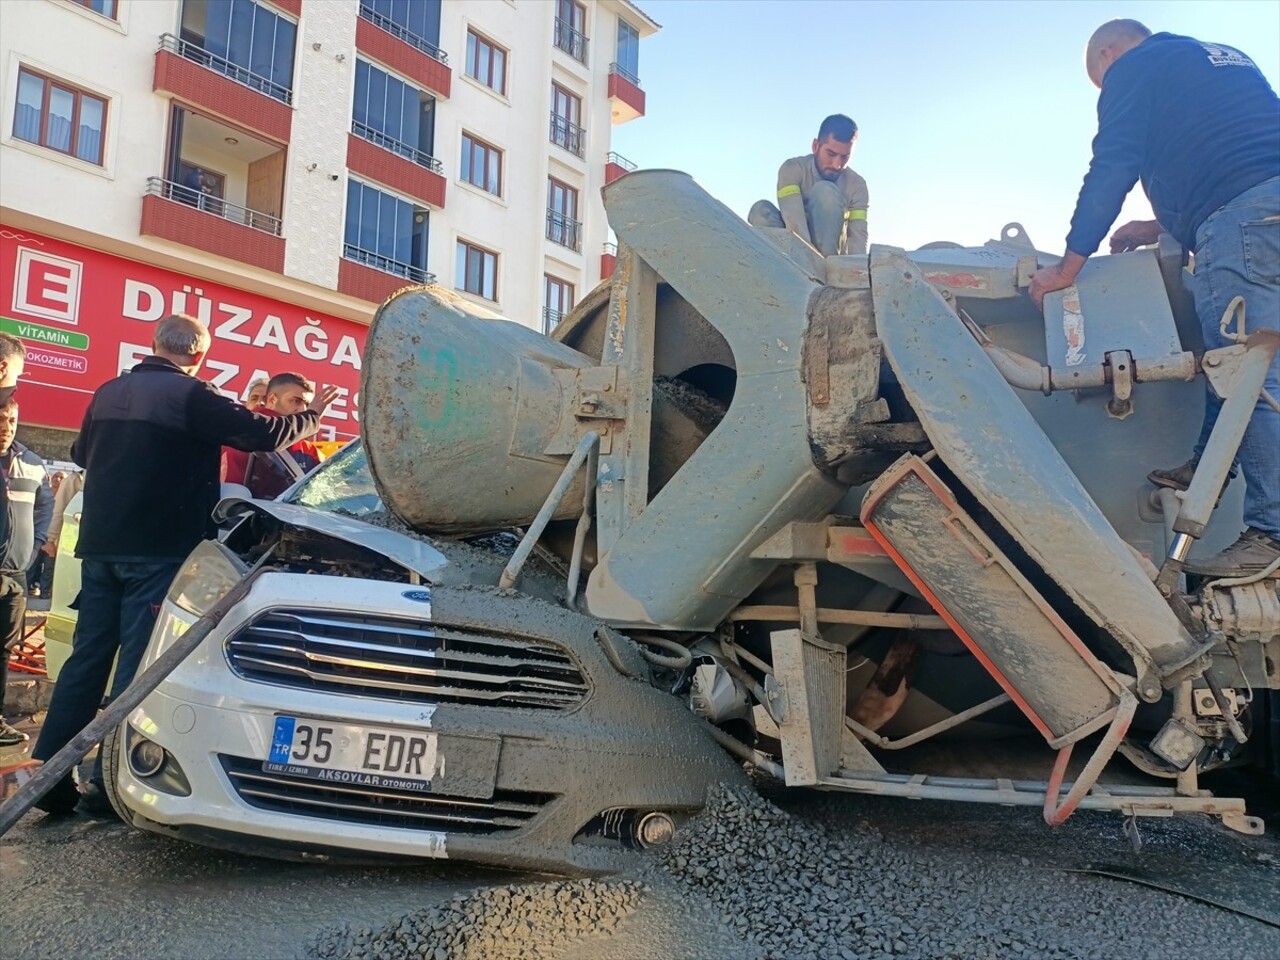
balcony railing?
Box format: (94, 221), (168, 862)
(159, 34), (292, 105)
(549, 114), (586, 159)
(343, 243), (434, 284)
(605, 152), (636, 172)
(147, 176), (282, 236)
(352, 121), (443, 173)
(359, 3), (449, 63)
(546, 210), (582, 252)
(609, 62), (640, 87)
(553, 18), (588, 63)
(541, 306), (564, 333)
(603, 241), (618, 256)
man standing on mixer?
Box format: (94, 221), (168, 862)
(1029, 20), (1280, 577)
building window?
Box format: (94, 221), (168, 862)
(553, 0), (588, 63)
(543, 274), (574, 333)
(615, 20), (640, 84)
(456, 241), (498, 301)
(465, 30), (507, 95)
(353, 59), (438, 169)
(344, 179), (431, 282)
(70, 0), (118, 18)
(460, 133), (502, 196)
(177, 0), (298, 104)
(360, 0), (446, 62)
(13, 67), (107, 165)
(549, 83), (584, 158)
(546, 177), (581, 251)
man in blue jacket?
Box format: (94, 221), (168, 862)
(1030, 19), (1280, 577)
(0, 333), (29, 747)
(0, 398), (52, 748)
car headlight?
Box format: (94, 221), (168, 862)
(167, 540), (247, 618)
(142, 541), (248, 669)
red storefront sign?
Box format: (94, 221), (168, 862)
(0, 226), (366, 440)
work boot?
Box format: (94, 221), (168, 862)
(33, 772), (80, 815)
(1183, 528), (1280, 578)
(0, 719), (28, 748)
(1148, 457), (1232, 507)
(1148, 458), (1199, 491)
(78, 780), (119, 820)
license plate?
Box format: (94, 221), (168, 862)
(264, 717), (438, 793)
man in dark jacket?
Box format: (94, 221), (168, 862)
(33, 313), (337, 814)
(0, 332), (28, 747)
(1030, 20), (1280, 576)
(0, 399), (52, 747)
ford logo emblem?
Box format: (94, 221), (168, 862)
(401, 590), (432, 603)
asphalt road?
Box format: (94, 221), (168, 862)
(2, 775), (1277, 960)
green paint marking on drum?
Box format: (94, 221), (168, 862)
(414, 343), (488, 442)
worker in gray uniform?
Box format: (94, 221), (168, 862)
(748, 114), (869, 257)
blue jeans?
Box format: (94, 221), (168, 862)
(1190, 176), (1280, 539)
(33, 558), (181, 781)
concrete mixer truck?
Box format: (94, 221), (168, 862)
(99, 170), (1278, 874)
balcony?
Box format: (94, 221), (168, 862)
(343, 244), (432, 283)
(553, 18), (588, 64)
(542, 306), (564, 334)
(604, 151), (636, 185)
(153, 34), (292, 142)
(549, 114), (586, 160)
(338, 245), (434, 304)
(601, 241), (617, 279)
(142, 108), (287, 270)
(348, 123), (446, 208)
(607, 63), (645, 124)
(357, 4), (451, 100)
(546, 210), (583, 252)
(141, 177), (284, 272)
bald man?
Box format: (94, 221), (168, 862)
(1030, 20), (1280, 578)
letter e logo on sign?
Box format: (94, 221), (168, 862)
(13, 248), (83, 325)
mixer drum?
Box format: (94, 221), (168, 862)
(361, 286), (594, 532)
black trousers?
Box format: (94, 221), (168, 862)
(27, 551), (53, 596)
(1, 573), (27, 718)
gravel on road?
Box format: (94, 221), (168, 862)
(306, 880), (644, 960)
(302, 782), (1280, 960)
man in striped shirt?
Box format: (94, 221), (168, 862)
(748, 114), (870, 257)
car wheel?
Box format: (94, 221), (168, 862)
(100, 722), (137, 827)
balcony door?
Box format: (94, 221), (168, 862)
(550, 83), (582, 155)
(547, 177), (580, 249)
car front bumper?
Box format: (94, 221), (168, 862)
(116, 572), (743, 874)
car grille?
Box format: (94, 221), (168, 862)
(219, 755), (553, 834)
(224, 609), (588, 709)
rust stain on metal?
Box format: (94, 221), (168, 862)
(828, 528), (889, 559)
(924, 271), (986, 290)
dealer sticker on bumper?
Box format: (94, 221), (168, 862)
(265, 716), (438, 793)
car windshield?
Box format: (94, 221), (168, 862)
(286, 440), (384, 517)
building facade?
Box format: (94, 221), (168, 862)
(0, 0), (656, 451)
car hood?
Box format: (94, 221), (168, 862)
(215, 498), (565, 601)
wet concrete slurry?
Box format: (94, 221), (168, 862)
(2, 811), (518, 959)
(2, 779), (1277, 960)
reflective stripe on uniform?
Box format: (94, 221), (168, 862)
(845, 209), (867, 220)
(777, 184), (802, 199)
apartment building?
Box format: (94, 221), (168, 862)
(0, 0), (657, 451)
